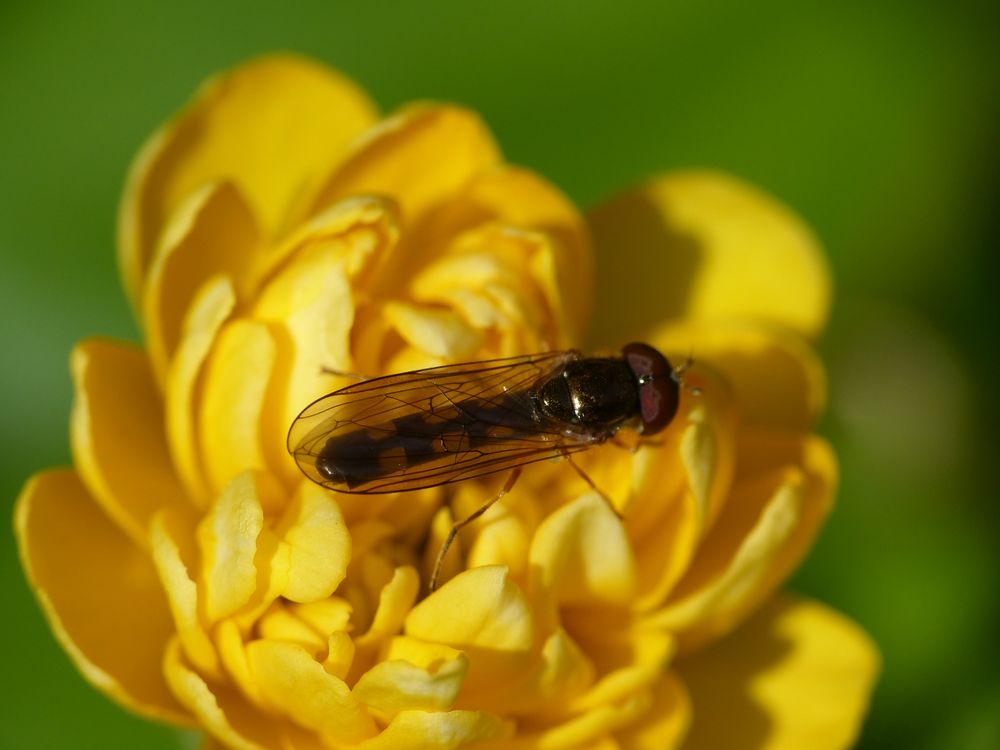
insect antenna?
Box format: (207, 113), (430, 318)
(671, 352), (702, 396)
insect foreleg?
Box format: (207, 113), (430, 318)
(429, 466), (523, 592)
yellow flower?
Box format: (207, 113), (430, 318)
(15, 54), (878, 749)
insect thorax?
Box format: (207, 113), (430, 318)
(535, 358), (640, 432)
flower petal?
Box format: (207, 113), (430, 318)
(253, 195), (400, 485)
(325, 630), (356, 680)
(529, 493), (637, 610)
(14, 470), (189, 724)
(196, 472), (264, 623)
(383, 300), (483, 360)
(506, 694), (653, 750)
(407, 565), (534, 651)
(647, 437), (836, 651)
(142, 181), (260, 380)
(359, 565), (422, 643)
(119, 54), (377, 308)
(356, 709), (510, 750)
(275, 481), (351, 602)
(410, 225), (570, 354)
(614, 672), (690, 750)
(406, 566), (534, 692)
(198, 319), (276, 495)
(485, 627), (594, 716)
(353, 655), (469, 720)
(678, 595), (879, 750)
(587, 171), (830, 346)
(70, 338), (186, 548)
(626, 373), (737, 612)
(246, 640), (377, 743)
(309, 104), (501, 233)
(166, 274), (237, 504)
(409, 165), (593, 343)
(164, 637), (282, 750)
(257, 602), (327, 651)
(652, 321), (826, 431)
(150, 505), (221, 678)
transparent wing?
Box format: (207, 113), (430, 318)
(288, 350), (595, 493)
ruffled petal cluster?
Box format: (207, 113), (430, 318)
(16, 55), (877, 749)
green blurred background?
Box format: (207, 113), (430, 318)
(1, 1), (997, 747)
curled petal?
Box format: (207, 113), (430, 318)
(70, 338), (186, 548)
(15, 470), (189, 724)
(119, 54), (378, 308)
(678, 595), (879, 750)
(587, 171), (830, 346)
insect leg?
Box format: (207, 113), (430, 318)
(561, 449), (623, 519)
(430, 467), (523, 592)
(609, 435), (664, 452)
(319, 366), (369, 381)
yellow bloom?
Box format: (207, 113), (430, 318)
(15, 54), (878, 749)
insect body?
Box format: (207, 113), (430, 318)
(287, 342), (684, 589)
(288, 342), (681, 492)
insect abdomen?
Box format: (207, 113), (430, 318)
(315, 394), (541, 490)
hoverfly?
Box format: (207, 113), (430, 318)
(288, 342), (688, 590)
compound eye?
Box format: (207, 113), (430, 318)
(622, 342), (680, 435)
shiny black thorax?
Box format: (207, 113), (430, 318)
(534, 357), (640, 434)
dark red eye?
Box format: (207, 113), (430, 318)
(622, 342), (680, 435)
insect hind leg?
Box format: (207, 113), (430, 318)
(319, 365), (369, 381)
(430, 467), (523, 592)
(561, 449), (623, 519)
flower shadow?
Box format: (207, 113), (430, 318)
(588, 190), (703, 347)
(677, 598), (798, 749)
